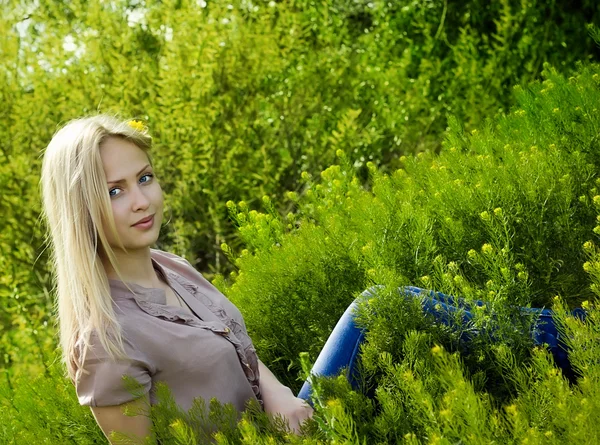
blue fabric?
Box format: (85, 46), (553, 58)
(297, 286), (586, 406)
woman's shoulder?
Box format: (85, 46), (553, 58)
(151, 249), (245, 322)
(150, 248), (193, 268)
(150, 248), (206, 283)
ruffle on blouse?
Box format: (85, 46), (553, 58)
(107, 258), (263, 407)
(163, 269), (263, 406)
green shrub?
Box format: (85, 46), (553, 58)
(2, 0), (599, 377)
(3, 0), (600, 442)
(217, 61), (600, 414)
(3, 60), (600, 445)
(2, 0), (599, 281)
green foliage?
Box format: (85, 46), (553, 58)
(3, 0), (600, 442)
(0, 357), (107, 444)
(215, 62), (600, 441)
(2, 0), (599, 379)
(2, 59), (600, 445)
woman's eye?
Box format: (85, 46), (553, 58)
(108, 174), (153, 198)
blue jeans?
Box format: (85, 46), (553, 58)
(297, 286), (586, 406)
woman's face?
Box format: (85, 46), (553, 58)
(99, 136), (164, 251)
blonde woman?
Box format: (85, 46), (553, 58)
(40, 114), (313, 444)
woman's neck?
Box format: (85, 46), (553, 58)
(101, 248), (162, 288)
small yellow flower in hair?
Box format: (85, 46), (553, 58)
(127, 119), (145, 131)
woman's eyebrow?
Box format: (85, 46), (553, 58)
(107, 164), (151, 185)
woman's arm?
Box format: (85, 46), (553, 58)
(258, 358), (314, 434)
(90, 394), (152, 444)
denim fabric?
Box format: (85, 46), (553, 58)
(297, 286), (586, 406)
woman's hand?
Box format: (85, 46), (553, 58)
(262, 386), (314, 434)
(257, 359), (314, 435)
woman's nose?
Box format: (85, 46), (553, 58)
(131, 184), (150, 210)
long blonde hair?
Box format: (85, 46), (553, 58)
(40, 113), (153, 383)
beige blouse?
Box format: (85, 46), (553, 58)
(75, 249), (263, 415)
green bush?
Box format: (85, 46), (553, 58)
(219, 62), (600, 394)
(2, 57), (600, 443)
(4, 61), (600, 444)
(2, 0), (599, 279)
(3, 0), (600, 442)
(2, 0), (599, 375)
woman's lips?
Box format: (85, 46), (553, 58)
(132, 215), (154, 229)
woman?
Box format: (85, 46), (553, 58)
(40, 114), (313, 444)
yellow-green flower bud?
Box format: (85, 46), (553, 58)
(285, 191), (298, 201)
(326, 398), (341, 408)
(482, 243), (493, 255)
(431, 345), (443, 355)
(480, 211), (490, 221)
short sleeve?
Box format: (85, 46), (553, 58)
(75, 334), (152, 407)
